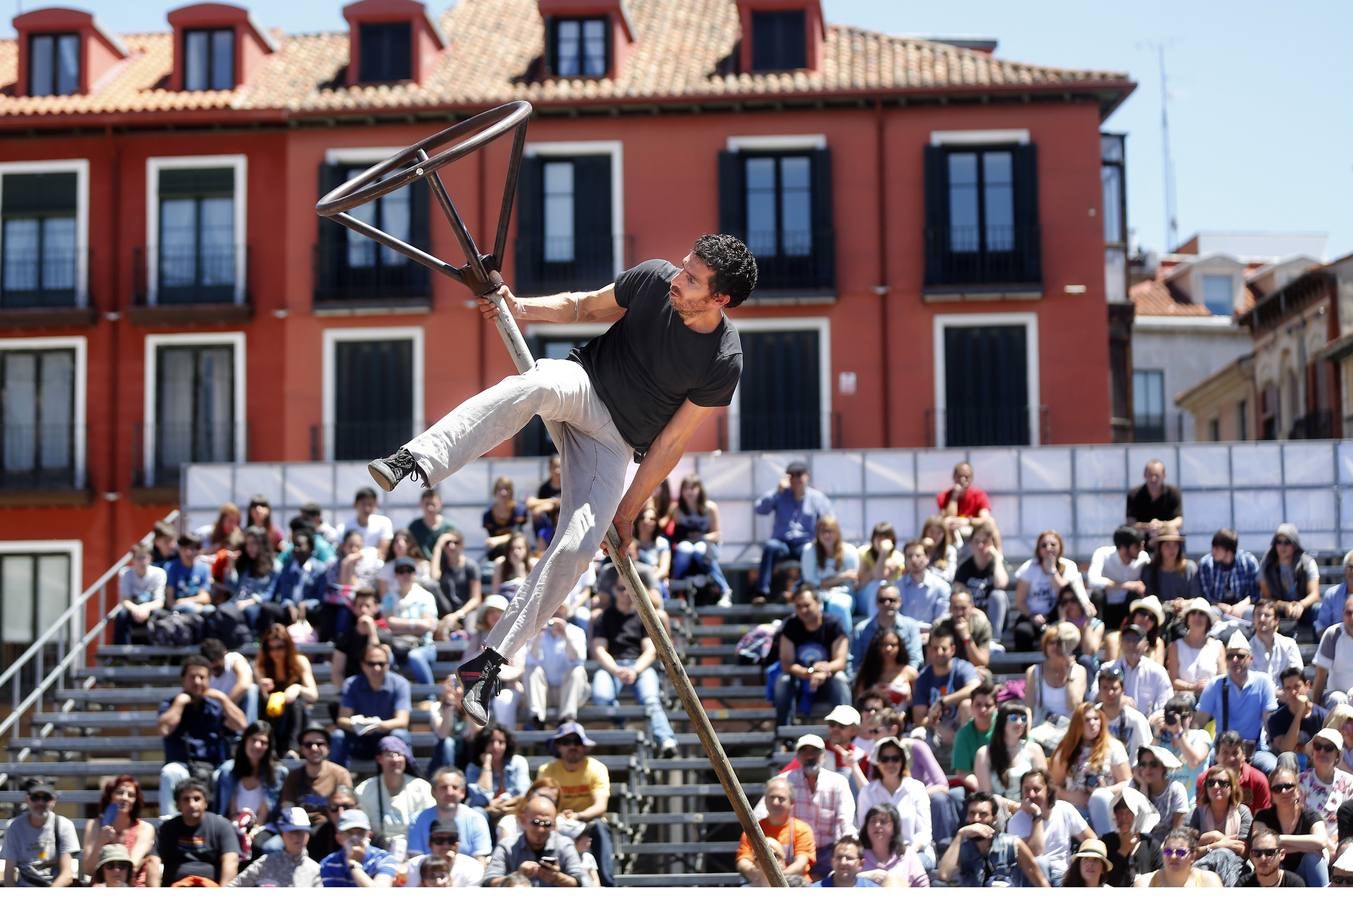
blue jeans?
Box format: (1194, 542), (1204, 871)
(757, 538), (809, 596)
(1299, 850), (1329, 887)
(979, 589), (1010, 638)
(672, 542), (731, 594)
(820, 590), (852, 635)
(400, 643), (439, 687)
(588, 819), (615, 887)
(330, 726), (413, 767)
(592, 660), (673, 744)
(774, 672), (850, 727)
(429, 736), (458, 773)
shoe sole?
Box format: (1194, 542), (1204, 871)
(368, 459), (398, 492)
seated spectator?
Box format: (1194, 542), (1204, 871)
(952, 521), (1010, 638)
(974, 702), (1046, 814)
(1197, 528), (1260, 620)
(318, 809), (396, 888)
(254, 625), (320, 756)
(1316, 593), (1353, 707)
(353, 735), (433, 860)
(812, 835), (876, 888)
(853, 737), (933, 870)
(666, 473), (733, 606)
(1259, 523), (1321, 635)
(1062, 838), (1114, 887)
(407, 767), (492, 863)
(1086, 525), (1149, 629)
(736, 776), (815, 885)
(936, 790), (1048, 887)
(1101, 788), (1163, 887)
(165, 534), (213, 612)
(1125, 459), (1183, 543)
(491, 533), (533, 602)
(403, 819), (486, 888)
(537, 723), (616, 886)
(329, 530), (383, 635)
(590, 575), (678, 757)
(1142, 525), (1199, 610)
(526, 601), (590, 731)
(376, 529), (430, 597)
(857, 802), (928, 887)
(802, 514), (859, 632)
(280, 722), (353, 828)
(934, 585), (992, 669)
(158, 653), (246, 816)
(937, 461), (995, 539)
(82, 775), (161, 887)
(630, 505), (671, 591)
(775, 587), (851, 728)
(526, 455), (563, 553)
(1006, 768), (1096, 886)
(1302, 727), (1353, 835)
(1251, 597), (1303, 684)
(1254, 762), (1330, 886)
(898, 540), (950, 632)
(849, 583), (922, 689)
(381, 555), (440, 691)
(149, 518), (178, 567)
(483, 792), (589, 887)
(467, 724), (530, 823)
(1, 777), (78, 888)
(329, 587), (383, 695)
(331, 642), (413, 768)
(851, 626), (915, 708)
(952, 681), (997, 789)
(409, 488), (453, 559)
(1239, 826), (1306, 887)
(114, 541), (167, 645)
(1133, 825), (1221, 887)
(270, 528), (328, 625)
(1269, 665), (1327, 757)
(753, 460), (833, 603)
(218, 526), (280, 628)
(307, 785), (357, 863)
(1055, 585), (1104, 680)
(1196, 632), (1279, 772)
(196, 502), (242, 555)
(1188, 764), (1251, 881)
(1049, 703), (1132, 834)
(795, 704), (870, 792)
(912, 624), (981, 754)
(1103, 596), (1167, 666)
(346, 486), (394, 558)
(920, 514), (959, 584)
(1096, 667), (1152, 759)
(853, 522), (904, 621)
(245, 494), (286, 552)
(1195, 732), (1268, 816)
(431, 527), (482, 634)
(1131, 744), (1188, 840)
(1166, 597), (1224, 695)
(1319, 551), (1353, 636)
(91, 843), (135, 887)
(201, 637), (257, 723)
(482, 476), (528, 562)
(753, 734), (855, 879)
(1024, 623), (1087, 739)
(1104, 620), (1172, 716)
(1325, 704), (1353, 774)
(227, 806), (322, 887)
(212, 721), (286, 853)
(1012, 531), (1088, 652)
(157, 779), (240, 886)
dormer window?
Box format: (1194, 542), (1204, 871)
(28, 33), (80, 97)
(358, 22), (412, 82)
(551, 17), (607, 77)
(751, 10), (805, 70)
(184, 28), (234, 91)
(1202, 274), (1233, 316)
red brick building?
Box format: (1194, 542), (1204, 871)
(0, 0), (1133, 656)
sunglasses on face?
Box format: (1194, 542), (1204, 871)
(1007, 714), (1028, 724)
(1333, 875), (1353, 886)
(1162, 847), (1191, 859)
(1251, 847), (1279, 858)
(556, 739), (583, 748)
(1314, 741), (1339, 753)
(364, 660), (388, 668)
(877, 755), (903, 764)
(331, 804), (356, 812)
(28, 794), (53, 803)
(528, 817), (555, 829)
(1226, 652), (1249, 661)
(1272, 783), (1297, 793)
(877, 596), (900, 605)
(429, 835), (455, 845)
(302, 740), (329, 749)
(1206, 778), (1230, 788)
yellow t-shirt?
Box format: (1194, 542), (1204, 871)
(538, 757), (610, 814)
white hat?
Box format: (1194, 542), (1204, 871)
(482, 594), (509, 613)
(1313, 727), (1345, 753)
(1225, 630), (1252, 653)
(1137, 744), (1182, 769)
(794, 733), (826, 752)
(824, 705), (861, 727)
(1111, 786), (1161, 835)
(1181, 597), (1218, 624)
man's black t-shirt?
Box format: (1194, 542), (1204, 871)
(780, 616), (846, 668)
(1239, 869), (1306, 887)
(573, 260), (742, 457)
(1126, 483), (1182, 525)
(597, 605), (646, 660)
(1267, 701), (1327, 754)
(954, 556), (998, 603)
(158, 812), (239, 883)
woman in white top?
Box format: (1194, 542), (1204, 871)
(920, 515), (960, 583)
(1166, 597), (1223, 695)
(853, 736), (934, 870)
(1012, 529), (1088, 651)
(975, 702), (1048, 813)
(1024, 622), (1087, 730)
(1049, 703), (1132, 828)
(800, 514), (859, 633)
(354, 736), (435, 862)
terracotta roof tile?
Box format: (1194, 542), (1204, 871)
(0, 0), (1131, 122)
(1131, 276), (1259, 319)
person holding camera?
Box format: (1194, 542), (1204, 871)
(482, 793), (588, 886)
(317, 809), (396, 888)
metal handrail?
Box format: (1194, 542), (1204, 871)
(0, 510), (179, 752)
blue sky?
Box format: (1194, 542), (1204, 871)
(10, 0), (1349, 259)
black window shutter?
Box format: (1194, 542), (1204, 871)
(809, 148), (834, 289)
(545, 18), (558, 77)
(316, 163), (347, 299)
(571, 155), (613, 283)
(514, 156), (544, 292)
(717, 150), (746, 239)
(159, 167), (234, 198)
(1, 172), (77, 216)
(1012, 143), (1041, 283)
(922, 145), (949, 286)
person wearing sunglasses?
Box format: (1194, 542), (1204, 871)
(483, 794), (588, 887)
(853, 737), (933, 871)
(1, 777), (78, 887)
(1195, 631), (1279, 775)
(308, 786), (359, 863)
(1239, 827), (1305, 887)
(1253, 763), (1330, 886)
(1301, 727), (1353, 833)
(1258, 523), (1321, 634)
(974, 702), (1046, 817)
(1186, 765), (1250, 885)
(331, 643), (413, 768)
(1133, 826), (1221, 887)
(403, 819), (485, 888)
(281, 722), (353, 829)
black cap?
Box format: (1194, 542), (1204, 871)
(23, 776), (55, 796)
(785, 460), (808, 476)
(1122, 623), (1149, 640)
(394, 556), (417, 573)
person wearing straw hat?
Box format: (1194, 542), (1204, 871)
(91, 843), (134, 887)
(1197, 630), (1280, 773)
(1063, 837), (1113, 887)
(1166, 597), (1224, 696)
(227, 807), (322, 887)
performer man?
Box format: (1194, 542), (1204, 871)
(368, 234), (756, 725)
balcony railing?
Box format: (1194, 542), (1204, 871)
(513, 233), (630, 295)
(744, 228), (835, 292)
(134, 245), (247, 306)
(1, 247), (86, 309)
(924, 223), (1042, 291)
(925, 405), (1050, 448)
(0, 422), (80, 490)
(133, 420), (242, 488)
(1289, 409), (1335, 440)
(313, 242), (429, 306)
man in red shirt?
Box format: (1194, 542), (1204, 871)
(937, 462), (993, 535)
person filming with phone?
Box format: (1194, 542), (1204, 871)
(482, 793), (589, 886)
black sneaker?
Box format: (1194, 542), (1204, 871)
(457, 647), (506, 727)
(368, 448), (424, 492)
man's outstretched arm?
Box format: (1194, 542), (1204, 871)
(480, 284), (622, 324)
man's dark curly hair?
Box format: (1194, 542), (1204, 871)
(692, 233), (757, 307)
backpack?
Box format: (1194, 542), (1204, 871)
(202, 604), (252, 650)
(736, 621), (783, 667)
(148, 609), (205, 647)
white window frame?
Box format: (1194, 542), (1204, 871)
(930, 129), (1031, 146)
(523, 141), (624, 281)
(145, 154), (248, 305)
(0, 539), (83, 649)
(320, 325), (425, 462)
(0, 159), (90, 307)
(932, 312), (1041, 448)
(728, 316), (832, 452)
(726, 134), (826, 152)
(143, 332), (247, 486)
(0, 335), (87, 488)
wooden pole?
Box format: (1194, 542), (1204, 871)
(481, 288), (790, 889)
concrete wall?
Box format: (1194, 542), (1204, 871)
(1134, 319), (1252, 441)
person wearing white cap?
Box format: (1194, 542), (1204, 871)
(228, 807), (322, 887)
(1166, 597), (1224, 695)
(1315, 593), (1353, 708)
(753, 733), (855, 879)
(818, 705), (868, 789)
(1196, 629), (1279, 774)
(1300, 727), (1353, 833)
(318, 808), (397, 887)
(1128, 745), (1186, 840)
